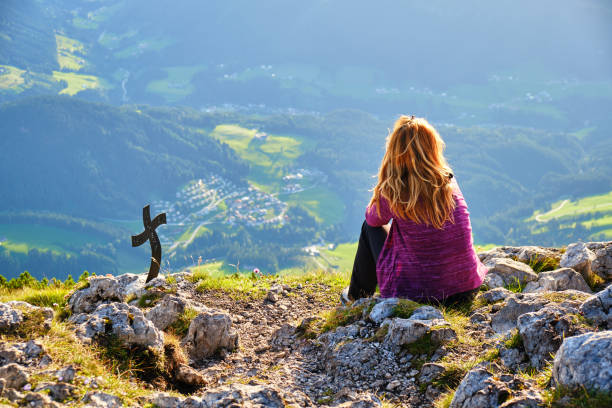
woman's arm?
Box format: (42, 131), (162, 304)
(365, 195), (392, 227)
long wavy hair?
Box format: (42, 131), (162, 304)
(370, 115), (455, 229)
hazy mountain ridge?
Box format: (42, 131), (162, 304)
(1, 96), (611, 282)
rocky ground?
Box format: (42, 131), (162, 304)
(0, 241), (611, 407)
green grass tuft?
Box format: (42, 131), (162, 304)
(504, 330), (524, 350)
(391, 299), (422, 318)
(542, 385), (612, 408)
(167, 307), (199, 337)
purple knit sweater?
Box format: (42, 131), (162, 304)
(365, 179), (487, 301)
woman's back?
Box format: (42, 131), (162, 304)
(346, 115), (487, 303)
(367, 179), (486, 300)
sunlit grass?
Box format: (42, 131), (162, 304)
(0, 64), (25, 90)
(530, 191), (612, 222)
(53, 71), (100, 96)
(55, 34), (86, 71)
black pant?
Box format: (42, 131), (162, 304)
(348, 220), (479, 305)
(348, 221), (387, 300)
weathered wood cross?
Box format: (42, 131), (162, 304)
(132, 205), (166, 283)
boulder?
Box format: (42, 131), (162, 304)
(201, 384), (286, 407)
(490, 294), (549, 333)
(0, 302), (53, 334)
(553, 331), (612, 392)
(410, 306), (444, 321)
(499, 347), (527, 371)
(480, 287), (513, 304)
(175, 364), (207, 387)
(560, 242), (596, 281)
(0, 363), (29, 389)
(384, 318), (456, 350)
(34, 382), (77, 402)
(82, 391), (123, 408)
(24, 391), (61, 408)
(0, 340), (46, 367)
(515, 246), (561, 265)
(368, 298), (399, 324)
(145, 295), (187, 331)
(517, 305), (578, 369)
(68, 276), (124, 314)
(0, 303), (23, 331)
(449, 367), (510, 408)
(419, 363), (445, 383)
(151, 384), (288, 408)
(523, 268), (592, 294)
(181, 309), (238, 361)
(587, 241), (612, 279)
(69, 302), (163, 351)
(580, 285), (612, 328)
(483, 258), (537, 289)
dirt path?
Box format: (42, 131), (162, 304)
(535, 199), (569, 222)
(177, 283), (354, 406)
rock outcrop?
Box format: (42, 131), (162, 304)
(181, 308), (239, 361)
(69, 302), (164, 351)
(553, 330), (612, 392)
(579, 285), (612, 328)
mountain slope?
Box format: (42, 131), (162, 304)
(0, 96), (248, 218)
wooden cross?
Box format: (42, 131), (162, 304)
(132, 205), (166, 283)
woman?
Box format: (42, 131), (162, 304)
(344, 115), (487, 304)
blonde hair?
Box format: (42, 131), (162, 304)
(370, 115), (455, 229)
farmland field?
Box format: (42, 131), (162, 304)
(531, 191), (612, 222)
(0, 224), (107, 255)
(53, 71), (101, 95)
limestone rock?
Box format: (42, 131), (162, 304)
(523, 268), (592, 293)
(410, 305), (444, 321)
(579, 285), (612, 328)
(499, 347), (526, 371)
(0, 363), (29, 389)
(201, 383), (285, 407)
(419, 363), (445, 383)
(517, 305), (578, 369)
(481, 287), (513, 304)
(0, 302), (53, 333)
(490, 294), (549, 333)
(587, 241), (612, 279)
(0, 303), (23, 331)
(483, 258), (537, 289)
(449, 367), (510, 408)
(82, 391), (123, 408)
(368, 298), (399, 324)
(553, 330), (612, 392)
(69, 302), (163, 351)
(34, 382), (77, 402)
(175, 364), (206, 387)
(145, 295), (187, 331)
(384, 318), (456, 349)
(68, 276), (125, 314)
(560, 242), (596, 281)
(24, 391), (61, 408)
(515, 246), (561, 265)
(181, 309), (238, 361)
(0, 340), (46, 367)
